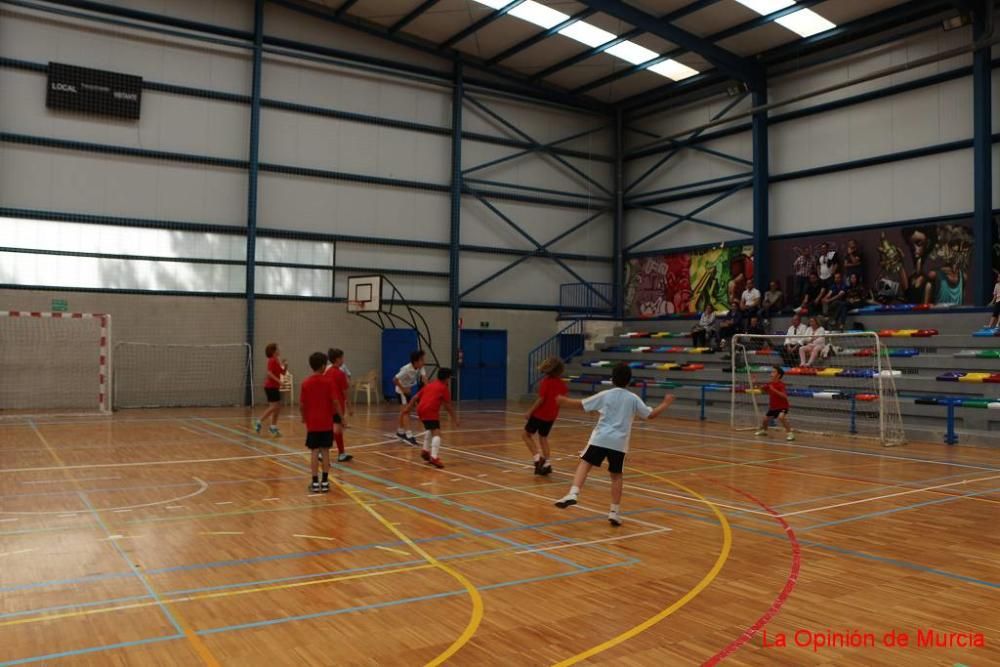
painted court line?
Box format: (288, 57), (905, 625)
(0, 549), (35, 558)
(293, 534), (337, 542)
(514, 528), (668, 555)
(200, 531), (243, 536)
(374, 545), (411, 556)
(0, 479), (210, 516)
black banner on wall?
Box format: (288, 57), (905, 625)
(46, 63), (142, 120)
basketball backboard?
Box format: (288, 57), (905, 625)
(347, 275), (382, 313)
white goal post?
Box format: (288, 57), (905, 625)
(0, 310), (112, 417)
(112, 342), (253, 409)
(730, 332), (905, 447)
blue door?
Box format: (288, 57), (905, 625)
(460, 330), (507, 401)
(381, 329), (419, 399)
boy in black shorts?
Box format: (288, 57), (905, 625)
(553, 363), (674, 526)
(300, 352), (341, 493)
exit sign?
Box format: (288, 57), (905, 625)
(51, 298), (68, 312)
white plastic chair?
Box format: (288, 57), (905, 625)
(280, 371), (294, 406)
(352, 369), (380, 406)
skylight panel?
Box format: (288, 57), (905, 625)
(647, 59), (700, 81)
(776, 8), (836, 37)
(558, 21), (616, 48)
(508, 1), (569, 29)
(605, 40), (659, 65)
(733, 0), (796, 13)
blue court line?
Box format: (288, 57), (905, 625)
(0, 474), (301, 502)
(193, 419), (592, 571)
(0, 633), (184, 667)
(799, 486), (1000, 532)
(0, 510), (631, 595)
(0, 594), (153, 620)
(197, 559), (637, 637)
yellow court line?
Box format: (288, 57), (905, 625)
(375, 545), (411, 556)
(27, 422), (222, 667)
(553, 469), (733, 667)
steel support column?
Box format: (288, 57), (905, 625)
(973, 2), (993, 305)
(449, 62), (463, 373)
(244, 0), (263, 406)
(751, 83), (769, 292)
(613, 108), (625, 319)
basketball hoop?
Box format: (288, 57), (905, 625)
(347, 300), (368, 313)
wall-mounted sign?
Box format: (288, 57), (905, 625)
(46, 63), (142, 120)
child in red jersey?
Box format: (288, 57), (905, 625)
(523, 357), (567, 476)
(325, 348), (353, 463)
(300, 352), (341, 493)
(406, 368), (459, 469)
(255, 342), (287, 436)
(755, 365), (795, 441)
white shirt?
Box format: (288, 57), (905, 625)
(741, 287), (761, 308)
(785, 323), (808, 346)
(581, 388), (653, 453)
(805, 326), (826, 346)
(818, 251), (837, 279)
(993, 282), (1000, 302)
(394, 363), (427, 392)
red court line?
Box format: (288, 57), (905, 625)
(702, 482), (801, 667)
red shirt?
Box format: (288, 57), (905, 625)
(264, 356), (283, 389)
(532, 376), (568, 421)
(324, 366), (349, 405)
(300, 373), (335, 432)
(766, 380), (790, 410)
(416, 380), (451, 421)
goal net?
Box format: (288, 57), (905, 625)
(0, 311), (111, 417)
(730, 332), (905, 446)
(113, 342), (253, 409)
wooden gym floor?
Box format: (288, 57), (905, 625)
(0, 405), (996, 666)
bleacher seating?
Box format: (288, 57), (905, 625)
(565, 312), (1000, 444)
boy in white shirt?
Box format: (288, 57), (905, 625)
(394, 350), (428, 444)
(553, 363), (675, 526)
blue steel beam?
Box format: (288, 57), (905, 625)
(464, 95), (612, 196)
(450, 62), (463, 374)
(973, 2), (993, 305)
(439, 0), (527, 50)
(623, 0), (953, 112)
(572, 0), (823, 95)
(486, 8), (597, 66)
(389, 0), (441, 33)
(626, 92), (748, 195)
(472, 194), (613, 307)
(613, 109), (625, 320)
(751, 84), (769, 292)
(335, 0), (360, 16)
(463, 178), (613, 203)
(462, 125), (608, 175)
(459, 209), (607, 299)
(633, 205), (750, 237)
(627, 172), (753, 205)
(625, 180), (751, 252)
(575, 0), (762, 84)
(245, 0), (263, 407)
(529, 0), (721, 83)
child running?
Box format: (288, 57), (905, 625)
(325, 348), (353, 463)
(407, 367), (459, 469)
(553, 363), (674, 526)
(755, 365), (795, 441)
(255, 342), (287, 436)
(394, 350), (428, 444)
(299, 352), (341, 493)
(522, 357), (568, 475)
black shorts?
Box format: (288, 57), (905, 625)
(333, 414), (342, 425)
(580, 444), (626, 474)
(306, 430), (334, 450)
(525, 416), (554, 437)
(993, 302), (1000, 317)
(422, 419), (440, 431)
(766, 408), (789, 418)
(264, 387), (281, 403)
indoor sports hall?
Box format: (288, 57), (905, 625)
(0, 1), (998, 665)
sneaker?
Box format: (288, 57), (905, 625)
(320, 481), (330, 493)
(608, 511), (622, 527)
(541, 462), (553, 476)
(533, 459), (544, 475)
(786, 432), (796, 441)
(427, 457), (445, 469)
(554, 493), (578, 509)
(309, 481), (320, 493)
(405, 433), (419, 446)
(420, 449), (431, 461)
(269, 426), (281, 437)
(395, 431), (409, 444)
(755, 430), (768, 437)
(337, 452), (353, 463)
(253, 419), (262, 433)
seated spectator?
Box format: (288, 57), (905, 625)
(799, 272), (826, 316)
(691, 303), (720, 350)
(761, 280), (784, 320)
(845, 273), (866, 312)
(718, 309), (738, 350)
(844, 239), (863, 284)
(741, 283), (762, 317)
(822, 271), (848, 330)
(799, 317), (828, 367)
(989, 273), (1000, 329)
(782, 314), (808, 367)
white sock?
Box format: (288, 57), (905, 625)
(569, 485), (580, 497)
(610, 504), (620, 514)
(423, 431), (432, 451)
(533, 453), (542, 462)
(431, 436), (441, 459)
